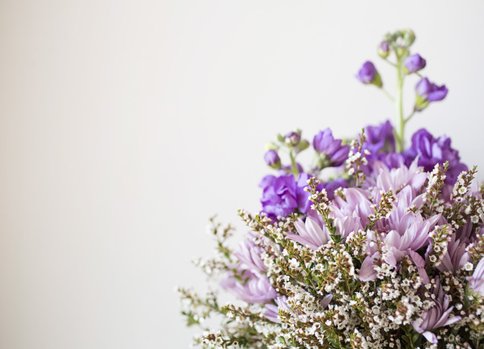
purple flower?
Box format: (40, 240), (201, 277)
(412, 278), (461, 344)
(264, 150), (281, 168)
(404, 129), (467, 184)
(313, 129), (349, 167)
(264, 297), (289, 323)
(404, 53), (426, 73)
(318, 178), (348, 200)
(364, 120), (396, 154)
(356, 61), (382, 87)
(370, 160), (426, 196)
(287, 216), (330, 250)
(331, 188), (373, 238)
(415, 77), (448, 110)
(221, 271), (277, 304)
(221, 236), (277, 304)
(260, 174), (310, 217)
(437, 234), (469, 274)
(233, 235), (267, 274)
(468, 258), (484, 296)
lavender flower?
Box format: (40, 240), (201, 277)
(264, 297), (289, 323)
(468, 258), (484, 296)
(356, 61), (382, 87)
(436, 234), (469, 273)
(233, 235), (267, 274)
(287, 216), (330, 250)
(264, 149), (281, 169)
(412, 278), (461, 344)
(404, 53), (426, 73)
(313, 129), (349, 167)
(415, 77), (448, 110)
(221, 236), (277, 304)
(221, 271), (277, 304)
(331, 188), (372, 238)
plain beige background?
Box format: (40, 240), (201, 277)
(1, 1), (483, 348)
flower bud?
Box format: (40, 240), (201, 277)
(404, 53), (426, 73)
(378, 41), (390, 58)
(402, 29), (416, 47)
(415, 77), (448, 111)
(285, 131), (301, 146)
(264, 150), (281, 169)
(356, 61), (382, 88)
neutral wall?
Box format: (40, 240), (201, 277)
(1, 1), (483, 348)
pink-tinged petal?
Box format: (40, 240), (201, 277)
(321, 294), (333, 308)
(359, 254), (377, 281)
(286, 234), (319, 250)
(442, 315), (461, 327)
(385, 230), (402, 248)
(422, 331), (438, 344)
(409, 250), (430, 284)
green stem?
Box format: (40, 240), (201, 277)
(289, 151), (299, 178)
(395, 56), (406, 152)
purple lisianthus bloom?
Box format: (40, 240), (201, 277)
(364, 120), (396, 154)
(260, 173), (310, 218)
(264, 150), (281, 168)
(313, 128), (349, 167)
(405, 53), (426, 73)
(415, 77), (448, 110)
(404, 128), (467, 184)
(357, 61), (382, 87)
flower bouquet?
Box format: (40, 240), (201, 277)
(179, 30), (484, 349)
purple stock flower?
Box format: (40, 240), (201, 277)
(260, 173), (310, 218)
(313, 128), (349, 167)
(264, 150), (281, 168)
(405, 53), (426, 73)
(405, 128), (467, 184)
(357, 61), (382, 87)
(412, 278), (461, 344)
(319, 178), (348, 200)
(415, 77), (448, 110)
(468, 258), (484, 296)
(364, 120), (396, 154)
